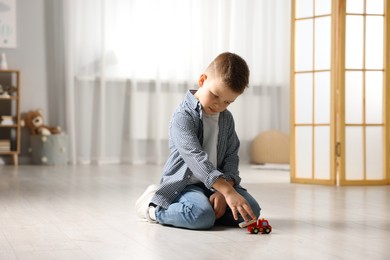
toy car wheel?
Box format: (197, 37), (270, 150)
(264, 228), (271, 234)
(252, 228), (259, 234)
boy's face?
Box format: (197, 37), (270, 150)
(194, 73), (240, 115)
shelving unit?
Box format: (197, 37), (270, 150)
(0, 70), (20, 165)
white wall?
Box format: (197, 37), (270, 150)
(2, 0), (48, 113)
(0, 0), (60, 161)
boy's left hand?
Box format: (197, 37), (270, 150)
(209, 192), (227, 219)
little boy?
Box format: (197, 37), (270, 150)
(135, 52), (261, 230)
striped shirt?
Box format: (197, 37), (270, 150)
(151, 90), (242, 209)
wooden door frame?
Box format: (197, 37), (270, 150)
(338, 0), (389, 185)
(290, 0), (337, 185)
(291, 0), (389, 186)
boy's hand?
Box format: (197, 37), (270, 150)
(212, 177), (256, 222)
(209, 192), (227, 219)
(224, 190), (256, 222)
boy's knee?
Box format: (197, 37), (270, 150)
(189, 205), (216, 230)
(253, 203), (261, 218)
(246, 198), (261, 218)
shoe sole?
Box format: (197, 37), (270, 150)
(135, 184), (158, 218)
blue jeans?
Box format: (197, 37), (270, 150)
(155, 184), (261, 230)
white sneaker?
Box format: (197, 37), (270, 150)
(135, 184), (158, 220)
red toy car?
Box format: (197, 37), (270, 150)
(239, 218), (272, 234)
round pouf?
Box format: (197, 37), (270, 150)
(251, 130), (290, 164)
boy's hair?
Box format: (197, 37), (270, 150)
(206, 52), (250, 94)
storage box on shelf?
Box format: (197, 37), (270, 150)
(0, 70), (20, 165)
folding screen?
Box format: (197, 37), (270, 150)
(291, 0), (389, 185)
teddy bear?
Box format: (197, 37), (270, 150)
(21, 109), (61, 136)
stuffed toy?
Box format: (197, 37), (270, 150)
(21, 109), (61, 136)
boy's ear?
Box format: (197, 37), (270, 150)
(198, 74), (207, 87)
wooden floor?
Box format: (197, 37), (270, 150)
(0, 164), (389, 260)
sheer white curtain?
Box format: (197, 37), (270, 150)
(62, 0), (290, 165)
